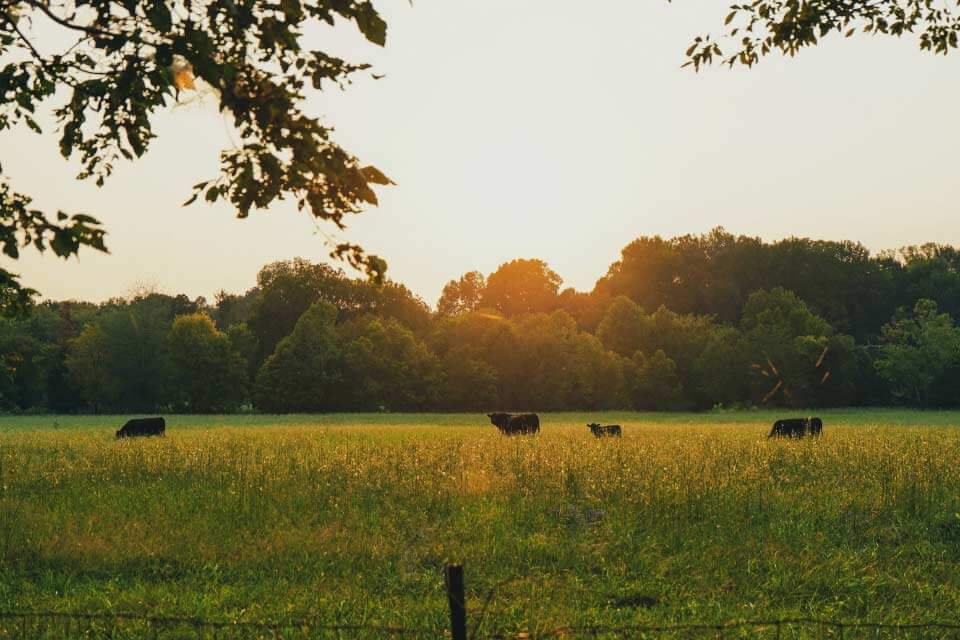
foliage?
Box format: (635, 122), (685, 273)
(64, 324), (110, 413)
(0, 0), (393, 311)
(438, 348), (499, 411)
(253, 301), (343, 412)
(437, 271), (486, 317)
(627, 348), (683, 410)
(95, 301), (173, 412)
(248, 258), (430, 368)
(875, 299), (960, 407)
(740, 288), (848, 407)
(9, 230), (960, 412)
(0, 181), (107, 314)
(481, 259), (562, 317)
(225, 322), (259, 382)
(596, 296), (645, 357)
(597, 228), (895, 340)
(339, 316), (442, 411)
(686, 0), (960, 70)
(167, 313), (246, 412)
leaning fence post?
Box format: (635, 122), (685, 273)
(445, 563), (467, 640)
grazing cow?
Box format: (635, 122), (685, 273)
(588, 423), (622, 437)
(768, 417), (822, 439)
(487, 412), (540, 435)
(116, 417), (166, 439)
(809, 417), (823, 437)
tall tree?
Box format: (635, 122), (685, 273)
(168, 313), (246, 412)
(740, 287), (847, 407)
(0, 0), (393, 311)
(253, 301), (343, 412)
(875, 299), (960, 407)
(65, 324), (111, 413)
(437, 271), (486, 317)
(339, 317), (442, 411)
(481, 259), (562, 317)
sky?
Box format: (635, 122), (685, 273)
(3, 1), (960, 308)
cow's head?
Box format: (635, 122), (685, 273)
(487, 412), (505, 428)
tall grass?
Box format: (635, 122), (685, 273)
(1, 411), (960, 637)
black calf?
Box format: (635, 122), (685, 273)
(588, 423), (622, 437)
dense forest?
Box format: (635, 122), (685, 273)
(5, 227), (960, 413)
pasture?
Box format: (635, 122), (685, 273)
(1, 410), (960, 637)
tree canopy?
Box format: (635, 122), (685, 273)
(7, 229), (960, 413)
(0, 0), (392, 310)
(686, 0), (960, 70)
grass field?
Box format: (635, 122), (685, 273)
(2, 410), (960, 637)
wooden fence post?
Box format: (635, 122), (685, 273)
(445, 563), (467, 640)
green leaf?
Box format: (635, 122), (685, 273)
(360, 166), (394, 185)
(354, 3), (387, 46)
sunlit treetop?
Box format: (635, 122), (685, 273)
(0, 0), (393, 314)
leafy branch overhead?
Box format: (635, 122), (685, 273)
(685, 0), (960, 70)
(0, 0), (393, 309)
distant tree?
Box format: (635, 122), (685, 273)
(248, 259), (431, 367)
(437, 271), (486, 317)
(890, 244), (960, 321)
(740, 288), (848, 407)
(556, 288), (610, 333)
(428, 311), (523, 407)
(875, 299), (960, 407)
(596, 229), (896, 338)
(340, 317), (442, 411)
(65, 324), (111, 413)
(597, 296), (645, 357)
(248, 259), (353, 362)
(96, 300), (172, 411)
(689, 324), (749, 409)
(764, 238), (896, 340)
(628, 349), (683, 410)
(438, 348), (499, 411)
(253, 301), (343, 412)
(168, 313), (246, 412)
(596, 235), (690, 315)
(511, 310), (625, 410)
(741, 287), (833, 342)
(481, 259), (562, 317)
(562, 332), (626, 410)
(360, 282), (432, 334)
(213, 289), (258, 329)
(225, 322), (259, 383)
(0, 0), (393, 311)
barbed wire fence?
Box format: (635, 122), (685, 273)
(4, 564), (960, 639)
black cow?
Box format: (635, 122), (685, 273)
(809, 417), (823, 436)
(116, 417), (166, 439)
(768, 417), (822, 439)
(588, 423), (622, 437)
(487, 412), (540, 435)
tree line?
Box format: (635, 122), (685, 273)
(4, 228), (960, 413)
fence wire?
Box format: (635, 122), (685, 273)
(0, 611), (436, 639)
(517, 619), (960, 639)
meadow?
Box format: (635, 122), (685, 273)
(2, 410), (960, 638)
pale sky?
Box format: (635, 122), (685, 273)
(3, 1), (960, 308)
